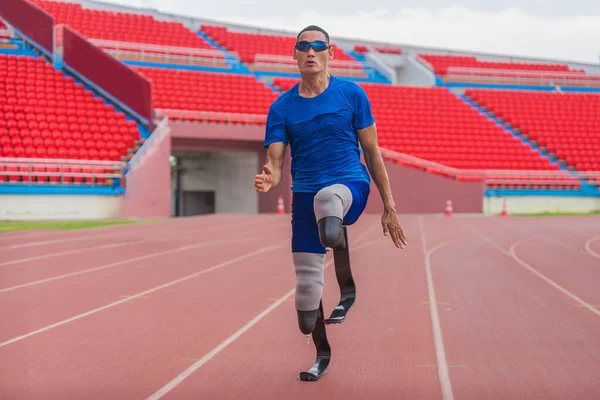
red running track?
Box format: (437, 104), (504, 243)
(1, 214), (599, 399)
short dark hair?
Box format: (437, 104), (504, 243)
(296, 25), (329, 43)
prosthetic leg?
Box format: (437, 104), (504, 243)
(324, 226), (356, 325)
(298, 222), (354, 381)
(299, 300), (331, 381)
(296, 184), (356, 381)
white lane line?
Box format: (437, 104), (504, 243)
(534, 235), (600, 260)
(0, 223), (278, 267)
(0, 236), (111, 250)
(0, 231), (62, 242)
(499, 219), (599, 261)
(419, 216), (457, 400)
(467, 225), (600, 318)
(145, 222), (380, 400)
(0, 236), (265, 294)
(0, 243), (287, 348)
(147, 287), (297, 400)
(0, 240), (145, 267)
(0, 224), (161, 247)
(0, 216), (274, 250)
(584, 236), (600, 260)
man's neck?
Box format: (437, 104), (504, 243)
(298, 71), (330, 98)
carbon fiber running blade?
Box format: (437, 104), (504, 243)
(300, 300), (331, 381)
(325, 227), (356, 325)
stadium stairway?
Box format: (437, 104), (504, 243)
(259, 80), (284, 95)
(348, 50), (391, 84)
(0, 37), (35, 57)
(195, 30), (251, 74)
(0, 40), (19, 55)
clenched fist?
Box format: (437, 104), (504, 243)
(254, 164), (274, 193)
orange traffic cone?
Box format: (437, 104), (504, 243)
(277, 195), (285, 215)
(501, 198), (508, 217)
(445, 199), (453, 217)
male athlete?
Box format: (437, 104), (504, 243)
(254, 25), (407, 380)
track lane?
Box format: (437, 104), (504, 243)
(0, 221), (288, 289)
(2, 214), (599, 400)
(435, 220), (600, 399)
(464, 217), (600, 308)
(0, 214), (267, 250)
(510, 237), (600, 306)
(0, 219), (290, 342)
(498, 216), (600, 259)
(0, 237), (148, 263)
(0, 221), (300, 399)
(145, 215), (450, 400)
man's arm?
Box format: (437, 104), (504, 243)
(265, 142), (287, 189)
(357, 123), (395, 211)
(255, 142), (287, 192)
(357, 123), (407, 248)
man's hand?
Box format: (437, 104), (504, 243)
(254, 164), (274, 193)
(255, 142), (286, 193)
(381, 206), (408, 249)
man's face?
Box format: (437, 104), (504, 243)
(293, 30), (333, 75)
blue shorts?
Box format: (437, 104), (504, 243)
(291, 181), (370, 254)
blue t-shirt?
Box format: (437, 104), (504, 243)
(264, 75), (375, 193)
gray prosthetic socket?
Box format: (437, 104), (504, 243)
(314, 184), (353, 249)
(294, 252), (327, 311)
(313, 184), (353, 222)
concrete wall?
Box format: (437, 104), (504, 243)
(396, 54), (436, 87)
(0, 194), (122, 220)
(364, 160), (485, 214)
(175, 151), (258, 214)
(169, 121), (292, 215)
(121, 124), (172, 219)
(484, 195), (600, 215)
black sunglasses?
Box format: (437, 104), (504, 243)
(294, 40), (330, 52)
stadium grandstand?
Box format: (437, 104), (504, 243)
(0, 0), (599, 219)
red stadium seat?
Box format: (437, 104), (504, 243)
(466, 89), (600, 175)
(417, 53), (600, 86)
(418, 53), (574, 76)
(30, 0), (219, 52)
(0, 54), (137, 162)
(136, 66), (279, 125)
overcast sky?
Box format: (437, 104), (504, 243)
(101, 0), (599, 64)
